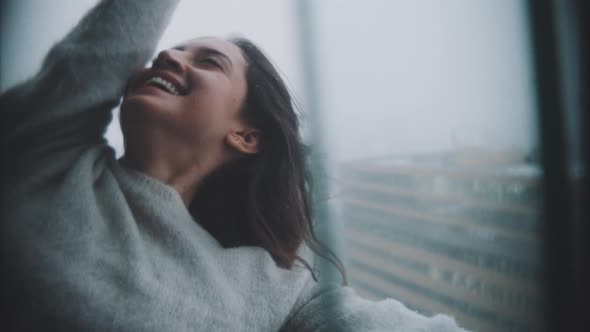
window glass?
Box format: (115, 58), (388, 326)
(310, 1), (543, 331)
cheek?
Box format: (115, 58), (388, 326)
(176, 74), (246, 139)
(188, 81), (244, 121)
(179, 94), (234, 141)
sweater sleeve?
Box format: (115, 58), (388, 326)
(281, 283), (470, 332)
(0, 0), (179, 163)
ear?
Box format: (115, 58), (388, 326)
(226, 127), (260, 155)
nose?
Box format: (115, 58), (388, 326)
(152, 49), (186, 73)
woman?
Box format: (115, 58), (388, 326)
(120, 36), (340, 275)
(1, 0), (466, 331)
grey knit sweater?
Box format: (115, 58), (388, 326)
(1, 1), (467, 331)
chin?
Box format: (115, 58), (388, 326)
(119, 97), (154, 138)
(121, 93), (157, 113)
(119, 96), (176, 147)
(120, 93), (171, 123)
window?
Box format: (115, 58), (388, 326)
(296, 0), (586, 331)
(296, 1), (542, 330)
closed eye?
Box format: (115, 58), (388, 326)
(199, 57), (222, 69)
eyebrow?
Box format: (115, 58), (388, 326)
(199, 47), (234, 70)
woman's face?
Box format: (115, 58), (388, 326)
(120, 37), (251, 162)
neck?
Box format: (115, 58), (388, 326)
(119, 153), (213, 207)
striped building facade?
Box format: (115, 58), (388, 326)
(335, 151), (542, 332)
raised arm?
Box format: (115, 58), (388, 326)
(1, 0), (180, 162)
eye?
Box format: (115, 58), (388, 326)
(199, 57), (222, 69)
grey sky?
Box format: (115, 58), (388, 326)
(313, 0), (538, 160)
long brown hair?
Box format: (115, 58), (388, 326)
(189, 37), (346, 285)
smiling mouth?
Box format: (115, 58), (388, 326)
(143, 76), (182, 95)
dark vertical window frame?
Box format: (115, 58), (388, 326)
(528, 0), (588, 331)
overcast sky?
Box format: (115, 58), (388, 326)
(1, 0), (538, 162)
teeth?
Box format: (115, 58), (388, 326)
(146, 76), (180, 95)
